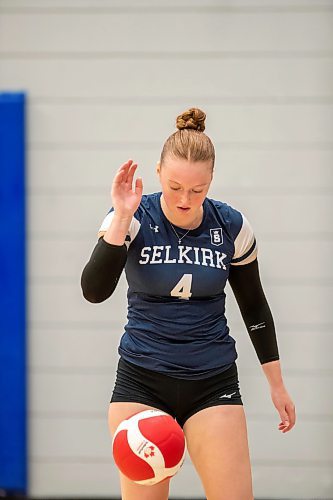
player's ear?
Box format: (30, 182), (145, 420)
(156, 161), (161, 176)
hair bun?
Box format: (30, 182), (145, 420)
(176, 108), (206, 132)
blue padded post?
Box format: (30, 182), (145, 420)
(0, 92), (27, 495)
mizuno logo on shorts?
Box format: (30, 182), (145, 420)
(219, 391), (237, 399)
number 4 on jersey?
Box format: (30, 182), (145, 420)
(170, 274), (192, 299)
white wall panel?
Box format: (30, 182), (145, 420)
(29, 417), (112, 459)
(28, 326), (122, 369)
(27, 149), (161, 191)
(29, 372), (115, 414)
(252, 465), (333, 500)
(1, 11), (332, 53)
(258, 240), (333, 282)
(28, 460), (205, 498)
(2, 0), (333, 8)
(28, 279), (128, 325)
(1, 58), (332, 98)
(248, 421), (333, 462)
(213, 193), (332, 237)
(28, 192), (108, 235)
(29, 461), (121, 498)
(29, 238), (97, 280)
(27, 103), (333, 144)
(27, 460), (333, 500)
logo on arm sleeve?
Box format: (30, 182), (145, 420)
(249, 322), (266, 331)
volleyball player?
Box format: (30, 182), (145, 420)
(81, 108), (296, 500)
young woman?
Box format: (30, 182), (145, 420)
(81, 108), (296, 500)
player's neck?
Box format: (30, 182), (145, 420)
(160, 195), (203, 230)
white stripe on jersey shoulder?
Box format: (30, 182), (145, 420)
(98, 210), (141, 248)
(231, 213), (258, 266)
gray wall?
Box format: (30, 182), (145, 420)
(0, 0), (332, 498)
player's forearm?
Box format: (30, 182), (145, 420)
(103, 213), (132, 246)
(261, 359), (284, 389)
(228, 259), (279, 364)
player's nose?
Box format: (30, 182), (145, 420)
(179, 191), (191, 205)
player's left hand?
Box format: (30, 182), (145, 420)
(270, 385), (296, 433)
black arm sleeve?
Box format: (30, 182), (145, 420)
(81, 238), (127, 303)
(228, 258), (279, 364)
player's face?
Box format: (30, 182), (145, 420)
(157, 157), (213, 227)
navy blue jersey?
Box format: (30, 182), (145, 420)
(99, 192), (257, 379)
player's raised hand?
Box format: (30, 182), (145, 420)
(111, 159), (143, 218)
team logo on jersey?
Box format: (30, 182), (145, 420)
(149, 224), (159, 233)
(210, 228), (223, 246)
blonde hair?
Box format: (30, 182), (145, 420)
(160, 108), (215, 170)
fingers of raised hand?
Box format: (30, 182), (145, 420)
(118, 159), (134, 172)
(114, 161), (131, 183)
(135, 176), (143, 195)
(114, 160), (137, 188)
(126, 162), (138, 187)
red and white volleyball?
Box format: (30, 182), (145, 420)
(112, 409), (187, 485)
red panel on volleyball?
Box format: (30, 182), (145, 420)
(113, 429), (155, 481)
(139, 415), (185, 468)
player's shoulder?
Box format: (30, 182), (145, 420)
(207, 197), (242, 219)
(206, 197), (244, 239)
(139, 192), (161, 210)
(207, 197), (257, 264)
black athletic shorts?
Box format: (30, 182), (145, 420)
(110, 357), (243, 428)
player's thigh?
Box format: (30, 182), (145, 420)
(108, 401), (161, 435)
(108, 402), (171, 500)
(183, 405), (253, 500)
